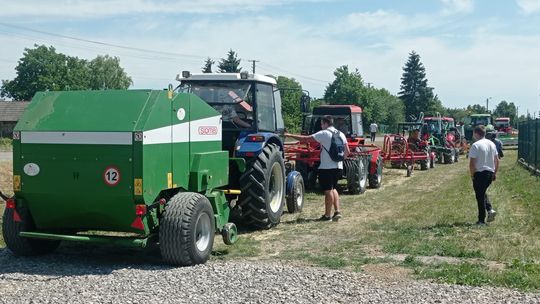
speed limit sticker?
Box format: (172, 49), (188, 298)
(103, 166), (121, 186)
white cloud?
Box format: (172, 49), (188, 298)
(0, 0), (332, 18)
(516, 0), (540, 14)
(1, 4), (539, 112)
(441, 0), (474, 14)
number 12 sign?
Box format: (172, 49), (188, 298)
(104, 166), (121, 186)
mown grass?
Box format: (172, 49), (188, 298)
(216, 150), (540, 291)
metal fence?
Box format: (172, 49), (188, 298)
(518, 119), (540, 174)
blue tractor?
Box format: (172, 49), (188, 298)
(177, 71), (305, 229)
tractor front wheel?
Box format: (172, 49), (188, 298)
(160, 192), (215, 266)
(368, 156), (383, 189)
(238, 144), (285, 229)
(2, 208), (60, 256)
(345, 157), (368, 195)
(420, 152), (430, 171)
(286, 172), (305, 213)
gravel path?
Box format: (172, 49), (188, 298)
(0, 247), (538, 304)
(0, 152), (11, 161)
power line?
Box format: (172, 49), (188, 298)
(0, 22), (333, 85)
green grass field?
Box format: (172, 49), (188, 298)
(1, 150), (539, 290)
(0, 138), (12, 152)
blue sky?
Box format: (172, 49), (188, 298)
(1, 0), (539, 114)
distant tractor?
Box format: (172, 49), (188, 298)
(1, 72), (305, 266)
(494, 117), (518, 146)
(465, 114), (494, 141)
(285, 105), (383, 194)
(423, 115), (462, 163)
(382, 122), (435, 177)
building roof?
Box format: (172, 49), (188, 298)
(0, 101), (30, 122)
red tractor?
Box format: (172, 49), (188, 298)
(285, 105), (383, 194)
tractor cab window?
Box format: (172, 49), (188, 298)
(307, 115), (351, 136)
(179, 81), (254, 128)
(425, 120), (442, 134)
(256, 83), (276, 132)
(471, 117), (491, 126)
(273, 88), (285, 131)
(351, 113), (364, 137)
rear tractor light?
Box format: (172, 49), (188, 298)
(135, 204), (147, 216)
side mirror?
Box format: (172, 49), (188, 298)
(300, 94), (311, 113)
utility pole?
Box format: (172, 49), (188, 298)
(486, 97), (492, 112)
(366, 82), (372, 89)
(247, 59), (260, 74)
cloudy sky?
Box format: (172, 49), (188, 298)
(0, 0), (539, 113)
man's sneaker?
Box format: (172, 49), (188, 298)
(318, 215), (332, 222)
(332, 212), (342, 222)
(475, 221), (486, 226)
(487, 210), (497, 222)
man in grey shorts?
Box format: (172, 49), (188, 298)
(286, 115), (350, 221)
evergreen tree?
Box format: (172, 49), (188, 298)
(218, 49), (241, 73)
(201, 57), (215, 73)
(398, 51), (436, 120)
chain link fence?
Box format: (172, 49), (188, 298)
(518, 119), (540, 175)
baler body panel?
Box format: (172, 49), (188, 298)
(13, 90), (228, 233)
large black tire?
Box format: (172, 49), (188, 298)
(454, 149), (459, 163)
(345, 157), (368, 195)
(368, 156), (383, 189)
(430, 153), (435, 169)
(295, 161), (317, 190)
(160, 192), (215, 266)
(2, 207), (60, 256)
(444, 149), (455, 164)
(238, 144), (285, 229)
(286, 172), (305, 213)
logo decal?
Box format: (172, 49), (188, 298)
(23, 163), (40, 176)
(198, 126), (218, 135)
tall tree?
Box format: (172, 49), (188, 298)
(201, 57), (215, 73)
(218, 49), (241, 73)
(398, 51), (437, 120)
(324, 65), (364, 105)
(88, 55), (132, 90)
(277, 76), (303, 133)
(493, 100), (518, 125)
(1, 45), (132, 100)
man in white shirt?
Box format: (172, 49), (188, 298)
(469, 125), (499, 225)
(286, 115), (350, 221)
(369, 122), (378, 142)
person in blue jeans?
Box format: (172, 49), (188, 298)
(468, 125), (499, 225)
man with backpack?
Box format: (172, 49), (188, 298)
(286, 115), (350, 221)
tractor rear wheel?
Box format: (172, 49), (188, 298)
(368, 156), (383, 189)
(345, 157), (368, 194)
(238, 144), (285, 229)
(286, 173), (305, 213)
(2, 208), (60, 256)
(430, 153), (435, 168)
(454, 149), (459, 163)
(160, 192), (215, 266)
(444, 150), (455, 164)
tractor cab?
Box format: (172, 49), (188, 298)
(465, 114), (493, 141)
(177, 72), (284, 154)
(302, 105), (364, 143)
(495, 117), (511, 133)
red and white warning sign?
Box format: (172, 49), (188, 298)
(104, 166), (121, 186)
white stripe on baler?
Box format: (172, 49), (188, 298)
(143, 115), (222, 145)
(21, 131), (133, 145)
